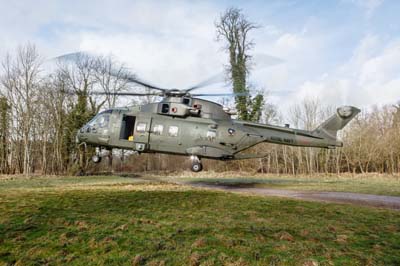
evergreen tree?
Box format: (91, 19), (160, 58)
(0, 96), (10, 173)
(216, 7), (264, 121)
(63, 91), (94, 170)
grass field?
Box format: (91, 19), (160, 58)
(0, 175), (400, 265)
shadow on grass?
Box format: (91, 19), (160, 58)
(86, 172), (142, 178)
(186, 178), (314, 188)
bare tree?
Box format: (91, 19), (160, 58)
(94, 55), (131, 109)
(57, 53), (108, 114)
(1, 44), (42, 175)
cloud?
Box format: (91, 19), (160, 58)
(0, 0), (399, 116)
(78, 31), (226, 89)
(0, 0), (230, 90)
(291, 34), (400, 109)
(344, 0), (384, 17)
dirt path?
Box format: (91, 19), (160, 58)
(188, 183), (400, 211)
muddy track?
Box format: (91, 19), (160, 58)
(188, 182), (400, 211)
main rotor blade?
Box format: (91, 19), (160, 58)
(90, 91), (161, 96)
(252, 53), (285, 69)
(54, 51), (168, 92)
(117, 73), (167, 92)
(191, 92), (249, 97)
(192, 90), (293, 97)
(53, 51), (86, 62)
(267, 90), (294, 95)
(186, 54), (283, 92)
(186, 72), (226, 92)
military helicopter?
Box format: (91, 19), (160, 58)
(74, 70), (360, 172)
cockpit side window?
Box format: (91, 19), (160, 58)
(88, 112), (110, 128)
(97, 115), (110, 128)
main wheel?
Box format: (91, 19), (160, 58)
(191, 162), (203, 172)
(92, 155), (102, 163)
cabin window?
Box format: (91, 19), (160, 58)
(168, 126), (179, 137)
(161, 104), (169, 113)
(136, 122), (147, 133)
(153, 124), (164, 135)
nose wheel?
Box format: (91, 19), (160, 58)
(190, 156), (203, 172)
(92, 147), (102, 164)
(92, 154), (102, 163)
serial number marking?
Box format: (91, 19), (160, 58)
(271, 136), (294, 144)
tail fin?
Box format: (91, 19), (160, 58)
(313, 106), (360, 141)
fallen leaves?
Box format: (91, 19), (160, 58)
(116, 223), (128, 231)
(191, 237), (207, 248)
(131, 254), (144, 266)
(302, 259), (319, 266)
(278, 231), (294, 242)
(74, 220), (88, 230)
(189, 252), (202, 266)
(335, 234), (348, 244)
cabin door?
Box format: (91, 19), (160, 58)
(119, 115), (136, 141)
(133, 116), (153, 151)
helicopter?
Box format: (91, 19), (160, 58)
(74, 70), (360, 172)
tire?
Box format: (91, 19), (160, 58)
(92, 155), (102, 163)
(191, 162), (203, 172)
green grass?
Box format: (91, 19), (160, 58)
(164, 173), (400, 196)
(0, 175), (400, 265)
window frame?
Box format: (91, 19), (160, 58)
(168, 125), (179, 137)
(136, 122), (147, 133)
(153, 124), (164, 135)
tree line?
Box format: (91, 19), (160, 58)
(0, 43), (399, 175)
(0, 44), (133, 175)
(1, 7), (399, 176)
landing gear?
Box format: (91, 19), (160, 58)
(191, 162), (203, 172)
(190, 156), (203, 172)
(92, 147), (102, 163)
(92, 154), (102, 163)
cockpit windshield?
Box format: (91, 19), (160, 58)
(87, 110), (112, 128)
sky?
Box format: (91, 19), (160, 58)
(0, 0), (399, 114)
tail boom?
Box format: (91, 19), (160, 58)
(236, 106), (360, 151)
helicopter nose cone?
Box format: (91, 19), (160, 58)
(76, 128), (86, 143)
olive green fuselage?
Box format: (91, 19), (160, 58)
(77, 103), (341, 160)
